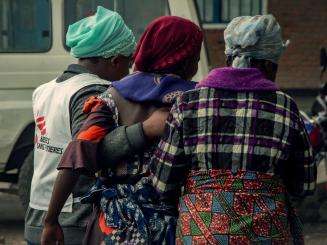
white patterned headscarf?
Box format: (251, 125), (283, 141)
(224, 14), (290, 68)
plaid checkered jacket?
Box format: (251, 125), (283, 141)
(151, 87), (316, 198)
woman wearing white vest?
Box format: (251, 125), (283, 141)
(25, 7), (137, 245)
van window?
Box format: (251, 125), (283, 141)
(196, 0), (263, 24)
(0, 0), (51, 53)
(64, 0), (169, 49)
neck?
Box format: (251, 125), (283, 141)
(250, 62), (278, 82)
(77, 60), (113, 80)
(77, 60), (98, 74)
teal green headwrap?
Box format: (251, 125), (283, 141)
(66, 6), (136, 58)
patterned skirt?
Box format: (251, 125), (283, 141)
(176, 170), (303, 245)
(82, 177), (177, 245)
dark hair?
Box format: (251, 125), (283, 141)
(226, 56), (278, 71)
(78, 57), (100, 64)
(151, 55), (200, 79)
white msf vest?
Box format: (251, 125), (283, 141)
(30, 73), (109, 212)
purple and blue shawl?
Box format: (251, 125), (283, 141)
(112, 72), (195, 104)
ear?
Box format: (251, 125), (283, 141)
(109, 56), (120, 67)
(226, 56), (232, 67)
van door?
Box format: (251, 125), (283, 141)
(0, 0), (54, 167)
(1, 0), (51, 52)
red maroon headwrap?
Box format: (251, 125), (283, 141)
(133, 16), (203, 72)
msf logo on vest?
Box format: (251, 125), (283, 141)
(36, 116), (47, 136)
(35, 115), (64, 155)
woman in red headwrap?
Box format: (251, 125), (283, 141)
(41, 16), (203, 245)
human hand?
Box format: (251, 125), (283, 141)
(41, 220), (64, 245)
(142, 107), (170, 140)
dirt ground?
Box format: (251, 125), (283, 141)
(0, 190), (25, 245)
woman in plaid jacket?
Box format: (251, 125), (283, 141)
(150, 15), (316, 244)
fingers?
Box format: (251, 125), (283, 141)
(41, 238), (63, 245)
(57, 240), (64, 245)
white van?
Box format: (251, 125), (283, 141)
(0, 0), (208, 208)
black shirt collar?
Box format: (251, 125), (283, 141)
(56, 64), (94, 83)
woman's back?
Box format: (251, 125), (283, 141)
(152, 83), (314, 198)
(151, 14), (316, 245)
(181, 87), (307, 176)
(151, 84), (314, 245)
